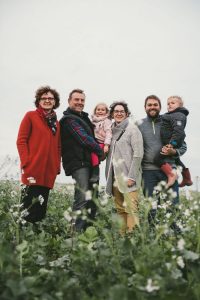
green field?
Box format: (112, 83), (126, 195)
(0, 180), (199, 300)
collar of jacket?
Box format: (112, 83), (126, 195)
(63, 107), (89, 118)
(146, 115), (161, 123)
(166, 107), (189, 116)
(112, 118), (129, 139)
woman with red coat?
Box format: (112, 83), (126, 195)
(16, 86), (61, 223)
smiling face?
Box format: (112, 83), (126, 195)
(145, 98), (161, 118)
(95, 104), (108, 117)
(68, 92), (85, 113)
(39, 92), (55, 112)
(112, 104), (128, 124)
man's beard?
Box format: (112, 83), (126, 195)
(146, 110), (160, 118)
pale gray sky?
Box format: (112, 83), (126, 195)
(0, 0), (200, 184)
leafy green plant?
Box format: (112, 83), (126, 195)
(0, 180), (199, 300)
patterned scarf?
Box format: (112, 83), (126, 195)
(36, 106), (57, 135)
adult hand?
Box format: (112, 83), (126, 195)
(127, 179), (135, 187)
(161, 144), (176, 156)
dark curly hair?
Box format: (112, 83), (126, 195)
(109, 101), (131, 118)
(34, 86), (60, 109)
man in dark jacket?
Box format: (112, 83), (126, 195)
(60, 89), (103, 232)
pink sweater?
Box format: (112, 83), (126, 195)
(91, 115), (112, 145)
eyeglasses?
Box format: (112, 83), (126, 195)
(113, 110), (125, 114)
(40, 97), (55, 101)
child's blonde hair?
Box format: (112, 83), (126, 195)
(168, 95), (184, 107)
(93, 102), (109, 115)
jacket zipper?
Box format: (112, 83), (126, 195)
(152, 120), (155, 134)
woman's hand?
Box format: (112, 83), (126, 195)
(127, 179), (135, 187)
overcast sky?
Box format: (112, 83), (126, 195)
(0, 0), (199, 185)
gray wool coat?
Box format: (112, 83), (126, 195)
(105, 118), (144, 196)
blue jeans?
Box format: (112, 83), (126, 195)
(142, 170), (179, 223)
(72, 167), (98, 231)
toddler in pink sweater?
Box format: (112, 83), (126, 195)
(90, 103), (112, 183)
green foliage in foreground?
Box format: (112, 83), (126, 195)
(0, 180), (200, 300)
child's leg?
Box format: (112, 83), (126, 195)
(90, 165), (100, 183)
(154, 151), (177, 188)
(160, 163), (177, 188)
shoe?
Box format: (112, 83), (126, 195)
(160, 163), (177, 187)
(179, 168), (193, 187)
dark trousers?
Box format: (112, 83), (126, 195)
(72, 167), (98, 232)
(21, 185), (50, 223)
(142, 170), (179, 223)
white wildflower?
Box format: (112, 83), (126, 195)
(166, 213), (171, 219)
(154, 185), (162, 192)
(185, 190), (193, 201)
(87, 208), (91, 214)
(66, 184), (74, 193)
(100, 195), (109, 206)
(177, 238), (185, 251)
(165, 262), (171, 270)
(160, 180), (167, 187)
(160, 202), (168, 210)
(171, 191), (177, 198)
(38, 195), (44, 205)
(100, 199), (108, 206)
(76, 210), (82, 215)
(85, 190), (92, 200)
(176, 221), (183, 230)
(145, 278), (160, 293)
(177, 256), (185, 269)
(21, 209), (29, 218)
(163, 224), (169, 234)
(11, 191), (17, 198)
(151, 200), (157, 210)
(184, 209), (191, 217)
(193, 205), (199, 210)
(12, 211), (19, 218)
(178, 204), (183, 209)
(91, 183), (98, 188)
(63, 211), (72, 222)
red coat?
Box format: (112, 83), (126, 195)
(16, 110), (61, 189)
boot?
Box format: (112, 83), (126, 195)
(179, 168), (193, 187)
(160, 163), (177, 188)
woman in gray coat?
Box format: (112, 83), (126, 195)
(105, 101), (143, 234)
